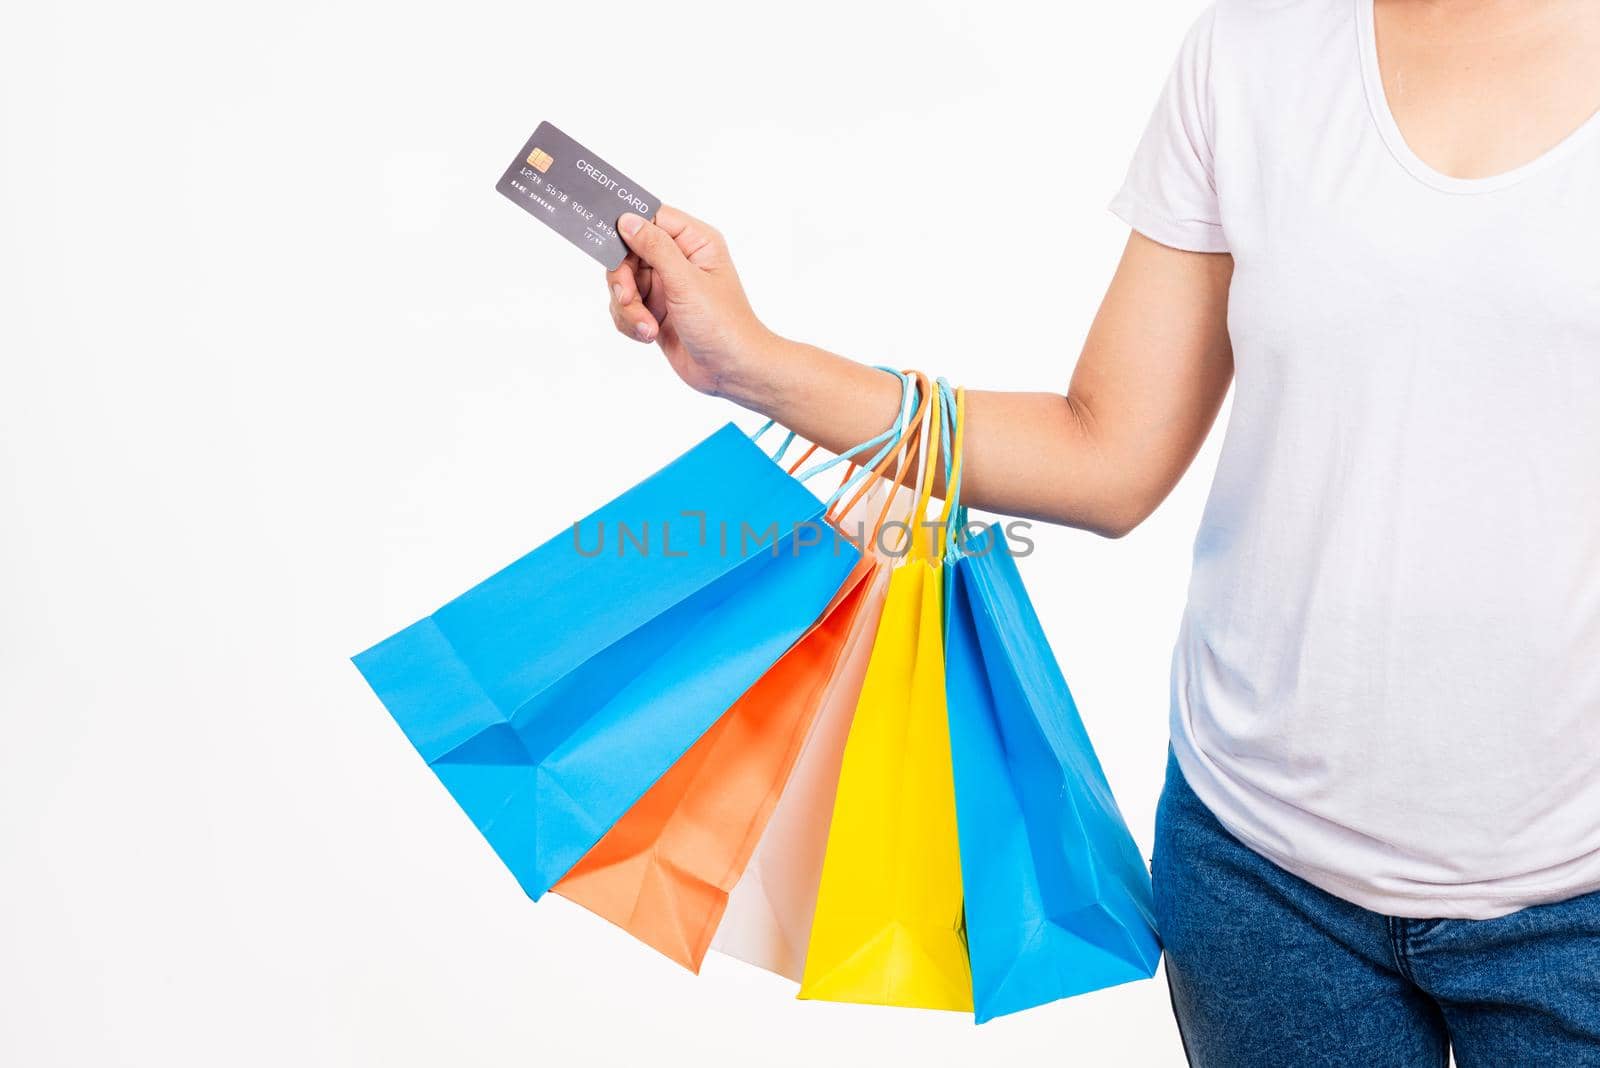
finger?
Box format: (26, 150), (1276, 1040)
(606, 253), (655, 340)
(606, 253), (643, 306)
(610, 299), (659, 343)
(653, 205), (728, 268)
(644, 270), (668, 325)
(605, 262), (634, 306)
(617, 213), (697, 289)
(609, 289), (660, 343)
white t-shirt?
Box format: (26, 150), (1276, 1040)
(1112, 0), (1600, 919)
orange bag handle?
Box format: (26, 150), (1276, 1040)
(859, 371), (939, 558)
(834, 371), (936, 552)
(767, 370), (939, 555)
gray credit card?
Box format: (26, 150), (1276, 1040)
(496, 121), (659, 270)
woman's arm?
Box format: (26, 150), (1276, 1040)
(606, 206), (1233, 538)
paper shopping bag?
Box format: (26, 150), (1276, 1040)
(711, 513), (894, 981)
(352, 423), (860, 900)
(944, 522), (1161, 1022)
(553, 377), (929, 974)
(798, 391), (973, 1013)
(552, 557), (885, 972)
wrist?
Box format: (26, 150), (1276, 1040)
(708, 323), (802, 414)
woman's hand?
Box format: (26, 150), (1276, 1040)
(605, 205), (771, 397)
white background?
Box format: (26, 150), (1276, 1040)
(2, 2), (1221, 1064)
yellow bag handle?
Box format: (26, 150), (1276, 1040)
(935, 385), (965, 558)
(898, 381), (940, 561)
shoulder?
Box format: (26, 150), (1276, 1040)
(1208, 0), (1353, 48)
(1196, 0), (1356, 99)
(1166, 1), (1344, 74)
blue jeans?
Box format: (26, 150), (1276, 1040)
(1153, 751), (1600, 1066)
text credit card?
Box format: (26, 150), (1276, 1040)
(496, 121), (659, 270)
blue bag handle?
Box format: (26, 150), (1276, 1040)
(749, 366), (907, 464)
(748, 366), (920, 509)
(812, 371), (923, 512)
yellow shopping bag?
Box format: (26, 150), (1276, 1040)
(798, 385), (972, 1012)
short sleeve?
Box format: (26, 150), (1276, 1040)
(1108, 5), (1228, 253)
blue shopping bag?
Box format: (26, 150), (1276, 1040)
(944, 522), (1161, 1022)
(354, 423), (861, 900)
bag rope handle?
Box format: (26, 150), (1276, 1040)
(936, 379), (967, 560)
(831, 370), (933, 529)
(858, 372), (939, 553)
(752, 367), (912, 485)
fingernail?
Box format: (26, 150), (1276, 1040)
(634, 321), (653, 340)
(618, 214), (643, 237)
(612, 283), (625, 304)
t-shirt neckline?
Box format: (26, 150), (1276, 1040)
(1354, 0), (1600, 195)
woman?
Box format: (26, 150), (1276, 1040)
(601, 1), (1600, 1063)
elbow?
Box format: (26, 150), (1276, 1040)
(1075, 494), (1157, 540)
(1033, 504), (1139, 540)
(1084, 513), (1139, 540)
(1090, 517), (1137, 540)
(1058, 395), (1161, 539)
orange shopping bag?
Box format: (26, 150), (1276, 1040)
(552, 378), (931, 972)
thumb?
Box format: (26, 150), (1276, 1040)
(616, 214), (695, 291)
